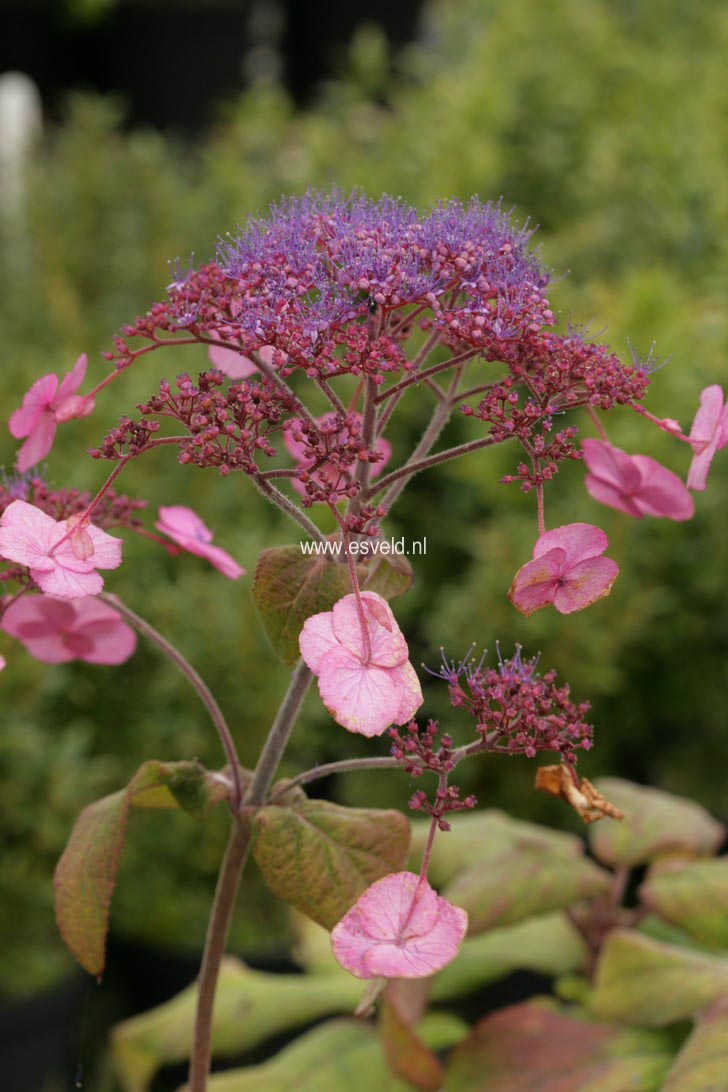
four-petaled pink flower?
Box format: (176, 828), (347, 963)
(299, 591), (423, 736)
(582, 439), (694, 521)
(687, 385), (728, 491)
(155, 506), (244, 579)
(0, 500), (122, 598)
(9, 354), (95, 472)
(284, 415), (392, 498)
(2, 595), (136, 665)
(331, 871), (468, 979)
(509, 523), (619, 617)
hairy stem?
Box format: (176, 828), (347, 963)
(99, 593), (245, 811)
(188, 659), (312, 1091)
(252, 476), (327, 544)
(371, 434), (499, 500)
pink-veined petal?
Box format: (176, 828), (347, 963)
(552, 556), (619, 614)
(390, 660), (424, 723)
(331, 872), (468, 980)
(299, 610), (339, 674)
(32, 565), (104, 599)
(332, 592), (408, 667)
(317, 646), (405, 736)
(532, 523), (608, 566)
(0, 500), (57, 571)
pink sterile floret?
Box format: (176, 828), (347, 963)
(2, 595), (136, 665)
(687, 385), (728, 491)
(284, 415), (392, 498)
(0, 500), (122, 598)
(9, 354), (95, 473)
(299, 591), (423, 737)
(207, 342), (278, 380)
(509, 522), (619, 617)
(331, 871), (468, 979)
(155, 506), (244, 579)
(582, 439), (694, 521)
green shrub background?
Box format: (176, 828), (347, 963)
(1, 0), (726, 995)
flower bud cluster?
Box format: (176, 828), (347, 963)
(435, 645), (593, 763)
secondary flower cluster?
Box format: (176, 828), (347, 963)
(435, 644), (593, 764)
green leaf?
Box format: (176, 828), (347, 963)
(360, 550), (414, 600)
(253, 546), (353, 665)
(252, 798), (410, 930)
(588, 780), (724, 869)
(200, 1019), (412, 1092)
(590, 929), (728, 1026)
(443, 844), (610, 936)
(112, 962), (364, 1092)
(431, 912), (588, 1001)
(54, 760), (226, 977)
(446, 1002), (671, 1091)
(662, 1000), (728, 1090)
(641, 859), (728, 949)
(408, 809), (583, 888)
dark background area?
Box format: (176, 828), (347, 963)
(1, 0), (424, 127)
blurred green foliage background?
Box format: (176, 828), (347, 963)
(1, 0), (727, 998)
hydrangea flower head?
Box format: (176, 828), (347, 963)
(9, 355), (94, 472)
(299, 591), (422, 736)
(2, 595), (136, 665)
(155, 506), (244, 579)
(509, 523), (618, 616)
(331, 871), (467, 979)
(687, 385), (728, 491)
(582, 439), (694, 520)
(0, 500), (122, 598)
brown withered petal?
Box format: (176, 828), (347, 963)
(535, 764), (625, 824)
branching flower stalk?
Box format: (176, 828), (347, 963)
(1, 191), (723, 1090)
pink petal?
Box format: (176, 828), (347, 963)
(299, 610), (339, 673)
(508, 551), (561, 617)
(630, 455), (695, 520)
(581, 439), (641, 494)
(156, 505), (213, 548)
(32, 566), (104, 598)
(317, 646), (407, 736)
(331, 872), (468, 980)
(0, 500), (57, 570)
(552, 556), (619, 614)
(2, 596), (76, 664)
(76, 614), (137, 665)
(532, 523), (608, 566)
(584, 473), (645, 518)
(332, 592), (408, 667)
(49, 521), (122, 574)
(192, 542), (244, 580)
(55, 354), (88, 404)
(155, 506), (242, 577)
(15, 414), (58, 473)
(391, 660), (424, 722)
(689, 385), (725, 449)
(207, 344), (258, 380)
(8, 374), (58, 438)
